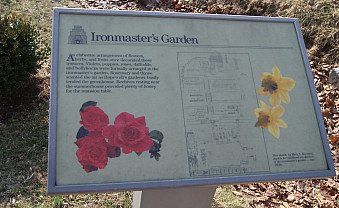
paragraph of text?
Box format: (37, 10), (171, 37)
(64, 53), (160, 94)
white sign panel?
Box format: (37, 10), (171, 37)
(48, 8), (335, 194)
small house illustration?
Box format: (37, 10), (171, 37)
(68, 25), (87, 44)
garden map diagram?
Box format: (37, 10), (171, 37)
(177, 52), (271, 177)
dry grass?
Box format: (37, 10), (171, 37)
(0, 1), (133, 207)
(283, 0), (338, 65)
(212, 186), (250, 208)
(0, 101), (133, 206)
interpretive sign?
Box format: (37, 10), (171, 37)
(48, 8), (335, 194)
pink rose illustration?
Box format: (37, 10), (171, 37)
(103, 112), (154, 154)
(80, 106), (109, 132)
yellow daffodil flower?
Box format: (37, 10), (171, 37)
(257, 66), (295, 106)
(254, 100), (287, 138)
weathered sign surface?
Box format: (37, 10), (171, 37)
(48, 8), (335, 194)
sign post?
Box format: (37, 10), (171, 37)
(48, 8), (335, 201)
(132, 186), (217, 208)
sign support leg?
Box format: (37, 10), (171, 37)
(132, 186), (217, 208)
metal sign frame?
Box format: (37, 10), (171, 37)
(48, 8), (335, 194)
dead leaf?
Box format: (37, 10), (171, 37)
(254, 196), (269, 202)
(231, 190), (242, 196)
(322, 110), (331, 117)
(325, 98), (335, 107)
(174, 3), (182, 10)
(286, 195), (295, 201)
(329, 135), (339, 143)
(249, 185), (256, 191)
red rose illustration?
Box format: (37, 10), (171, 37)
(76, 101), (164, 172)
(106, 144), (121, 158)
(75, 132), (109, 173)
(102, 125), (114, 142)
(80, 106), (109, 132)
(102, 112), (153, 154)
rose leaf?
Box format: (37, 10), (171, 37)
(149, 141), (161, 152)
(76, 126), (89, 139)
(135, 152), (142, 156)
(80, 101), (97, 112)
(83, 165), (98, 173)
(150, 152), (160, 161)
(148, 130), (164, 143)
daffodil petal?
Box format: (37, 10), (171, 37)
(269, 93), (281, 106)
(275, 118), (288, 128)
(272, 66), (282, 80)
(271, 105), (285, 119)
(260, 72), (272, 81)
(259, 100), (271, 111)
(268, 124), (280, 138)
(279, 77), (295, 91)
(256, 88), (271, 96)
(279, 90), (291, 104)
(254, 108), (261, 117)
